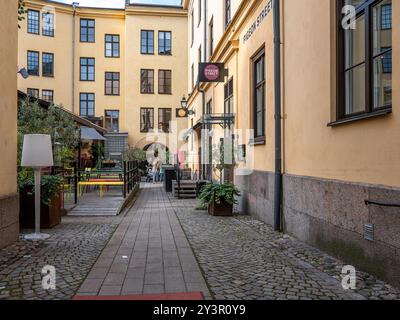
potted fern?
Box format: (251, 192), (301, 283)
(198, 183), (240, 216)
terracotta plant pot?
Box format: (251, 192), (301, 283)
(19, 187), (62, 229)
(208, 198), (233, 217)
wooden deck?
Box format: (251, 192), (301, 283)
(68, 188), (125, 217)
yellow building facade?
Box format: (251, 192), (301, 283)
(0, 0), (19, 248)
(18, 0), (188, 157)
(184, 0), (399, 287)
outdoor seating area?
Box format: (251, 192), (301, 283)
(78, 169), (124, 198)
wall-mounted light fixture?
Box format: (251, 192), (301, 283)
(17, 67), (29, 79)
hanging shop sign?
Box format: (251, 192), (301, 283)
(198, 63), (228, 83)
(243, 0), (272, 44)
(176, 108), (189, 118)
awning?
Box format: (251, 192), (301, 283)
(81, 126), (107, 141)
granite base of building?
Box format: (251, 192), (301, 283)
(0, 194), (19, 249)
(235, 171), (400, 288)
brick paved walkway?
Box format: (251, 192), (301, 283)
(2, 184), (399, 300)
(77, 184), (211, 298)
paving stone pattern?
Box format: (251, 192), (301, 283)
(77, 184), (211, 299)
(0, 218), (118, 300)
(1, 184), (399, 301)
(173, 197), (400, 300)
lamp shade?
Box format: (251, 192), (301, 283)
(21, 134), (54, 168)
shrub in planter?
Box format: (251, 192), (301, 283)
(198, 183), (240, 216)
(18, 173), (63, 229)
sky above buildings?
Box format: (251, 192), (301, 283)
(55, 0), (181, 9)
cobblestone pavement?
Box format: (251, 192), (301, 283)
(0, 217), (119, 300)
(172, 197), (400, 300)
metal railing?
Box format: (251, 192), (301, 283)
(123, 160), (139, 198)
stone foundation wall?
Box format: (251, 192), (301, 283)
(0, 194), (19, 249)
(235, 171), (400, 288)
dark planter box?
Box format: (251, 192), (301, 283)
(19, 187), (62, 229)
(103, 163), (117, 168)
(208, 199), (233, 217)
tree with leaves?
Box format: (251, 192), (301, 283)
(18, 0), (27, 28)
(18, 98), (80, 167)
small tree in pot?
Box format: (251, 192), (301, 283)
(198, 183), (240, 216)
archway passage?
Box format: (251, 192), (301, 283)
(143, 143), (170, 165)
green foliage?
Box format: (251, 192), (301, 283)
(198, 183), (241, 207)
(125, 147), (147, 162)
(90, 142), (105, 169)
(125, 147), (148, 176)
(18, 171), (63, 206)
(18, 98), (79, 167)
(18, 0), (27, 29)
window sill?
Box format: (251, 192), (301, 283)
(327, 108), (392, 127)
(249, 136), (266, 146)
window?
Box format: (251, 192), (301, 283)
(80, 19), (95, 43)
(198, 45), (202, 64)
(141, 30), (154, 54)
(80, 58), (95, 81)
(27, 10), (39, 34)
(198, 0), (202, 25)
(381, 48), (392, 73)
(158, 31), (172, 55)
(224, 77), (234, 114)
(158, 108), (172, 133)
(105, 72), (120, 96)
(206, 99), (212, 114)
(105, 110), (119, 133)
(191, 10), (194, 46)
(381, 4), (392, 29)
(42, 53), (54, 77)
(42, 12), (54, 37)
(337, 0), (392, 120)
(159, 70), (172, 94)
(209, 17), (214, 56)
(140, 108), (154, 132)
(27, 51), (39, 76)
(42, 90), (54, 103)
(105, 34), (120, 57)
(27, 88), (39, 99)
(225, 0), (232, 29)
(191, 64), (195, 89)
(80, 93), (95, 117)
(206, 99), (213, 131)
(252, 49), (265, 140)
(141, 69), (154, 94)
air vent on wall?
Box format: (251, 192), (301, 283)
(364, 223), (374, 241)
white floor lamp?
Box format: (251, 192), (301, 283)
(21, 134), (54, 241)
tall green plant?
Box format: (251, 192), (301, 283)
(18, 98), (79, 167)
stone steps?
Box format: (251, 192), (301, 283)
(172, 181), (198, 199)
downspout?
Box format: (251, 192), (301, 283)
(72, 2), (78, 114)
(273, 0), (282, 232)
(200, 0), (207, 180)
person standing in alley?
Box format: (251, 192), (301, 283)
(152, 155), (160, 184)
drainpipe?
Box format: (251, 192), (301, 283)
(72, 2), (79, 113)
(273, 0), (282, 232)
(200, 0), (207, 180)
